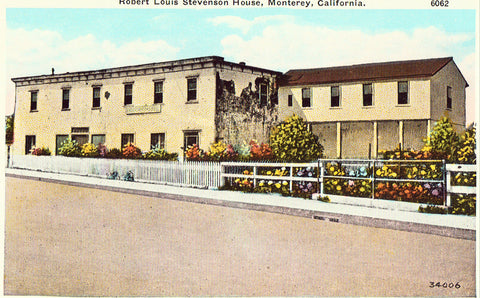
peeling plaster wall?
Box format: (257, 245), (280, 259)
(311, 122), (337, 158)
(404, 120), (428, 150)
(378, 121), (400, 152)
(215, 71), (279, 146)
(341, 122), (374, 158)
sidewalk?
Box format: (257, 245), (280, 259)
(5, 168), (477, 240)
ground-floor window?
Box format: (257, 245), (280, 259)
(71, 134), (89, 146)
(91, 134), (106, 146)
(56, 135), (69, 155)
(121, 133), (135, 148)
(151, 133), (165, 149)
(25, 135), (36, 154)
(184, 131), (199, 149)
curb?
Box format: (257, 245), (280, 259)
(6, 169), (476, 241)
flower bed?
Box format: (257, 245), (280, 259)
(221, 165), (319, 199)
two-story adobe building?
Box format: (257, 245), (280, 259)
(11, 56), (468, 159)
(11, 56), (281, 157)
(277, 57), (468, 158)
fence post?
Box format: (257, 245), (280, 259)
(253, 164), (257, 188)
(289, 165), (293, 193)
(444, 160), (450, 207)
(371, 160), (376, 199)
(319, 159), (324, 196)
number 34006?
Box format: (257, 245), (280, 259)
(429, 282), (460, 289)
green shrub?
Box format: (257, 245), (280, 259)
(270, 115), (324, 162)
(418, 204), (448, 214)
(454, 126), (476, 164)
(106, 148), (123, 159)
(81, 143), (99, 157)
(58, 138), (81, 157)
(450, 194), (476, 216)
(143, 146), (178, 161)
(31, 146), (51, 156)
(122, 143), (142, 159)
(423, 117), (459, 162)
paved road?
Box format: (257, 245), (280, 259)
(5, 176), (476, 296)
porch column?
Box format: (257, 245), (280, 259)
(373, 121), (378, 158)
(336, 122), (342, 158)
(399, 120), (404, 150)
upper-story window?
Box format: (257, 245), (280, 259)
(154, 81), (163, 104)
(187, 78), (197, 101)
(447, 86), (452, 110)
(363, 83), (373, 106)
(259, 83), (268, 106)
(288, 94), (293, 107)
(302, 88), (311, 108)
(93, 87), (101, 108)
(124, 83), (133, 105)
(62, 89), (70, 110)
(30, 91), (38, 111)
(398, 81), (408, 105)
(331, 86), (340, 107)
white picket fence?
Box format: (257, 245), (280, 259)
(9, 155), (222, 188)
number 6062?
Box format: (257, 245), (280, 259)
(431, 0), (449, 7)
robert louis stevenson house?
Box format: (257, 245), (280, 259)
(11, 56), (468, 159)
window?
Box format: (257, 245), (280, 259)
(447, 86), (452, 110)
(25, 135), (36, 154)
(30, 91), (38, 111)
(363, 83), (373, 106)
(288, 94), (293, 107)
(71, 135), (88, 146)
(187, 78), (197, 101)
(151, 133), (165, 149)
(124, 84), (133, 105)
(91, 134), (106, 146)
(398, 81), (408, 105)
(62, 89), (70, 110)
(331, 86), (340, 107)
(259, 83), (268, 106)
(56, 135), (68, 155)
(184, 131), (199, 149)
(93, 87), (101, 108)
(121, 133), (134, 148)
(154, 81), (163, 104)
(302, 88), (311, 108)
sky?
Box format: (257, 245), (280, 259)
(4, 8), (477, 124)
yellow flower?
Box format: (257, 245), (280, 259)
(275, 183), (281, 188)
(267, 171), (272, 175)
(282, 181), (288, 185)
(360, 187), (365, 192)
(336, 185), (342, 191)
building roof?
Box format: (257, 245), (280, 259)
(11, 56), (282, 86)
(280, 57), (468, 87)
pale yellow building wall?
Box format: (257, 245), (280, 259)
(430, 60), (467, 130)
(12, 67), (218, 156)
(278, 78), (431, 122)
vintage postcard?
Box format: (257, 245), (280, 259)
(2, 0), (478, 296)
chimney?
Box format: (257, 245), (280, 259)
(239, 62), (246, 66)
(51, 68), (55, 75)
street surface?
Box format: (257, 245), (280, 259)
(4, 176), (476, 296)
